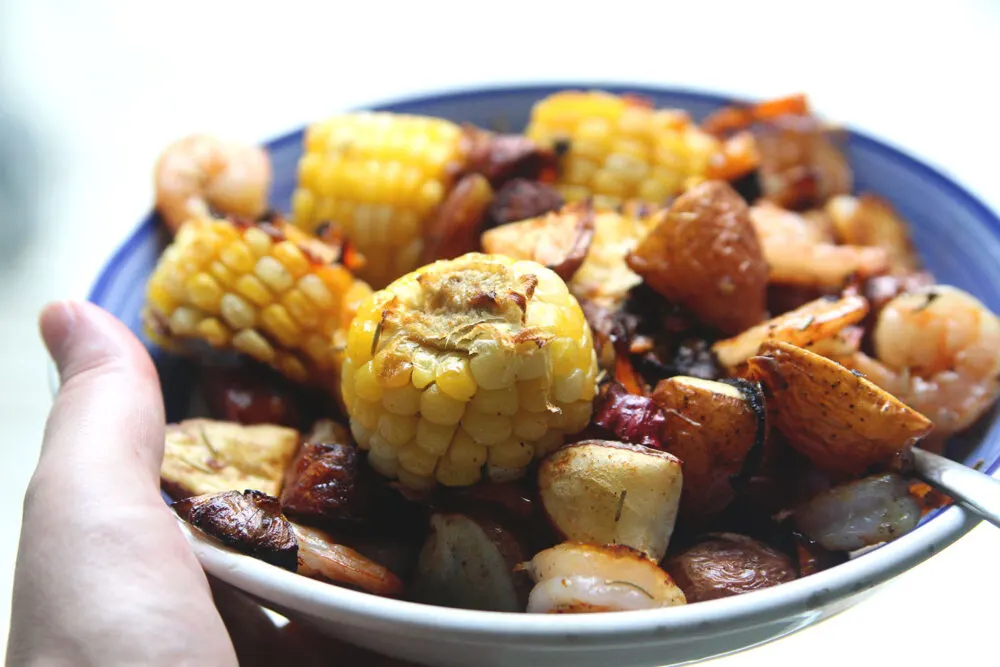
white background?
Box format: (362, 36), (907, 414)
(1, 1), (999, 664)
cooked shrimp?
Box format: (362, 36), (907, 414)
(154, 134), (272, 234)
(750, 202), (889, 288)
(520, 543), (686, 613)
(291, 523), (404, 598)
(826, 194), (921, 274)
(838, 286), (1000, 440)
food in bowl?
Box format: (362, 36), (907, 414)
(140, 89), (1000, 615)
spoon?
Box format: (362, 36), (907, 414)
(912, 447), (1000, 529)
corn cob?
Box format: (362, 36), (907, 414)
(143, 216), (371, 388)
(290, 112), (467, 288)
(525, 90), (728, 208)
(341, 253), (599, 489)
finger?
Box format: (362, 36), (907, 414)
(38, 300), (165, 486)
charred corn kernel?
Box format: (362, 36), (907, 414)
(526, 90), (723, 207)
(291, 112), (467, 288)
(142, 216), (371, 389)
(341, 252), (598, 488)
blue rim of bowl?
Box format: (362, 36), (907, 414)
(88, 83), (997, 641)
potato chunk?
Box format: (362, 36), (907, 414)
(480, 201), (595, 281)
(627, 180), (768, 335)
(161, 419), (301, 499)
(538, 440), (682, 562)
(746, 341), (934, 474)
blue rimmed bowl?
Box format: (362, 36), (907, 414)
(89, 84), (1000, 667)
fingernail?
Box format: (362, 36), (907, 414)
(39, 301), (76, 370)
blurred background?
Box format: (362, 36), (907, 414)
(1, 1), (998, 664)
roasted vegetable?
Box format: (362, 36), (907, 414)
(793, 473), (922, 551)
(419, 173), (493, 265)
(520, 542), (687, 613)
(481, 201), (595, 281)
(340, 253), (599, 489)
(486, 179), (564, 227)
(627, 181), (768, 335)
(591, 382), (667, 449)
(538, 440), (683, 561)
(712, 294), (869, 370)
(143, 216), (371, 388)
(279, 434), (368, 522)
(161, 419), (301, 499)
(747, 341), (934, 474)
(173, 490), (298, 570)
(663, 533), (796, 602)
(652, 377), (763, 521)
(201, 363), (302, 428)
(460, 130), (557, 187)
(410, 513), (529, 612)
(525, 90), (749, 208)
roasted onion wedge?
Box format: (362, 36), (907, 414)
(664, 533), (796, 602)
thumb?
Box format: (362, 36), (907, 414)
(39, 301), (166, 487)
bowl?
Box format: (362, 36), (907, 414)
(88, 84), (1000, 667)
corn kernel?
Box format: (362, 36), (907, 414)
(272, 241), (311, 278)
(435, 356), (476, 401)
(352, 398), (381, 430)
(460, 410), (511, 446)
(276, 353), (309, 384)
(373, 352), (413, 389)
(517, 378), (551, 413)
(469, 386), (519, 416)
(398, 442), (437, 477)
(219, 294), (256, 330)
(415, 419), (457, 456)
(243, 227), (273, 257)
(168, 307), (202, 336)
(219, 240), (256, 273)
(281, 289), (319, 329)
(298, 274), (334, 309)
(382, 383), (421, 416)
(354, 361), (383, 402)
(367, 448), (399, 478)
(533, 430), (563, 458)
(515, 350), (548, 380)
(232, 329), (275, 363)
(378, 412), (418, 447)
(513, 411), (548, 440)
(436, 458), (481, 487)
(420, 385), (465, 425)
(196, 318), (230, 348)
(488, 439), (534, 469)
(469, 342), (516, 391)
(349, 419), (372, 449)
(410, 347), (437, 389)
(397, 468), (435, 490)
(553, 368), (586, 404)
(446, 429), (488, 467)
(235, 275), (273, 307)
(260, 304), (302, 347)
(255, 256), (294, 293)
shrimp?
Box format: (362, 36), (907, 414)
(291, 523), (404, 598)
(520, 543), (686, 614)
(750, 202), (889, 288)
(838, 285), (1000, 441)
(154, 134), (272, 234)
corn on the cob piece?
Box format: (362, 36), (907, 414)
(290, 112), (467, 288)
(143, 216), (371, 388)
(341, 252), (599, 489)
(526, 91), (727, 208)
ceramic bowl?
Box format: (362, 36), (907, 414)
(88, 84), (1000, 667)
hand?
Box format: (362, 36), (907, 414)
(7, 301), (239, 666)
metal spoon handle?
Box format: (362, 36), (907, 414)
(912, 448), (1000, 529)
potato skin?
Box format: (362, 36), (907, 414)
(663, 533), (796, 602)
(538, 440), (682, 562)
(746, 341), (934, 474)
(652, 377), (761, 521)
(627, 180), (768, 335)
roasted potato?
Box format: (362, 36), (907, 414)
(652, 377), (763, 521)
(826, 194), (921, 273)
(161, 419), (301, 499)
(174, 490), (298, 570)
(480, 201), (595, 281)
(793, 473), (922, 551)
(747, 341), (934, 474)
(538, 440), (683, 561)
(712, 294), (869, 369)
(520, 542), (686, 613)
(410, 513), (529, 612)
(627, 180), (768, 335)
(663, 533), (796, 602)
